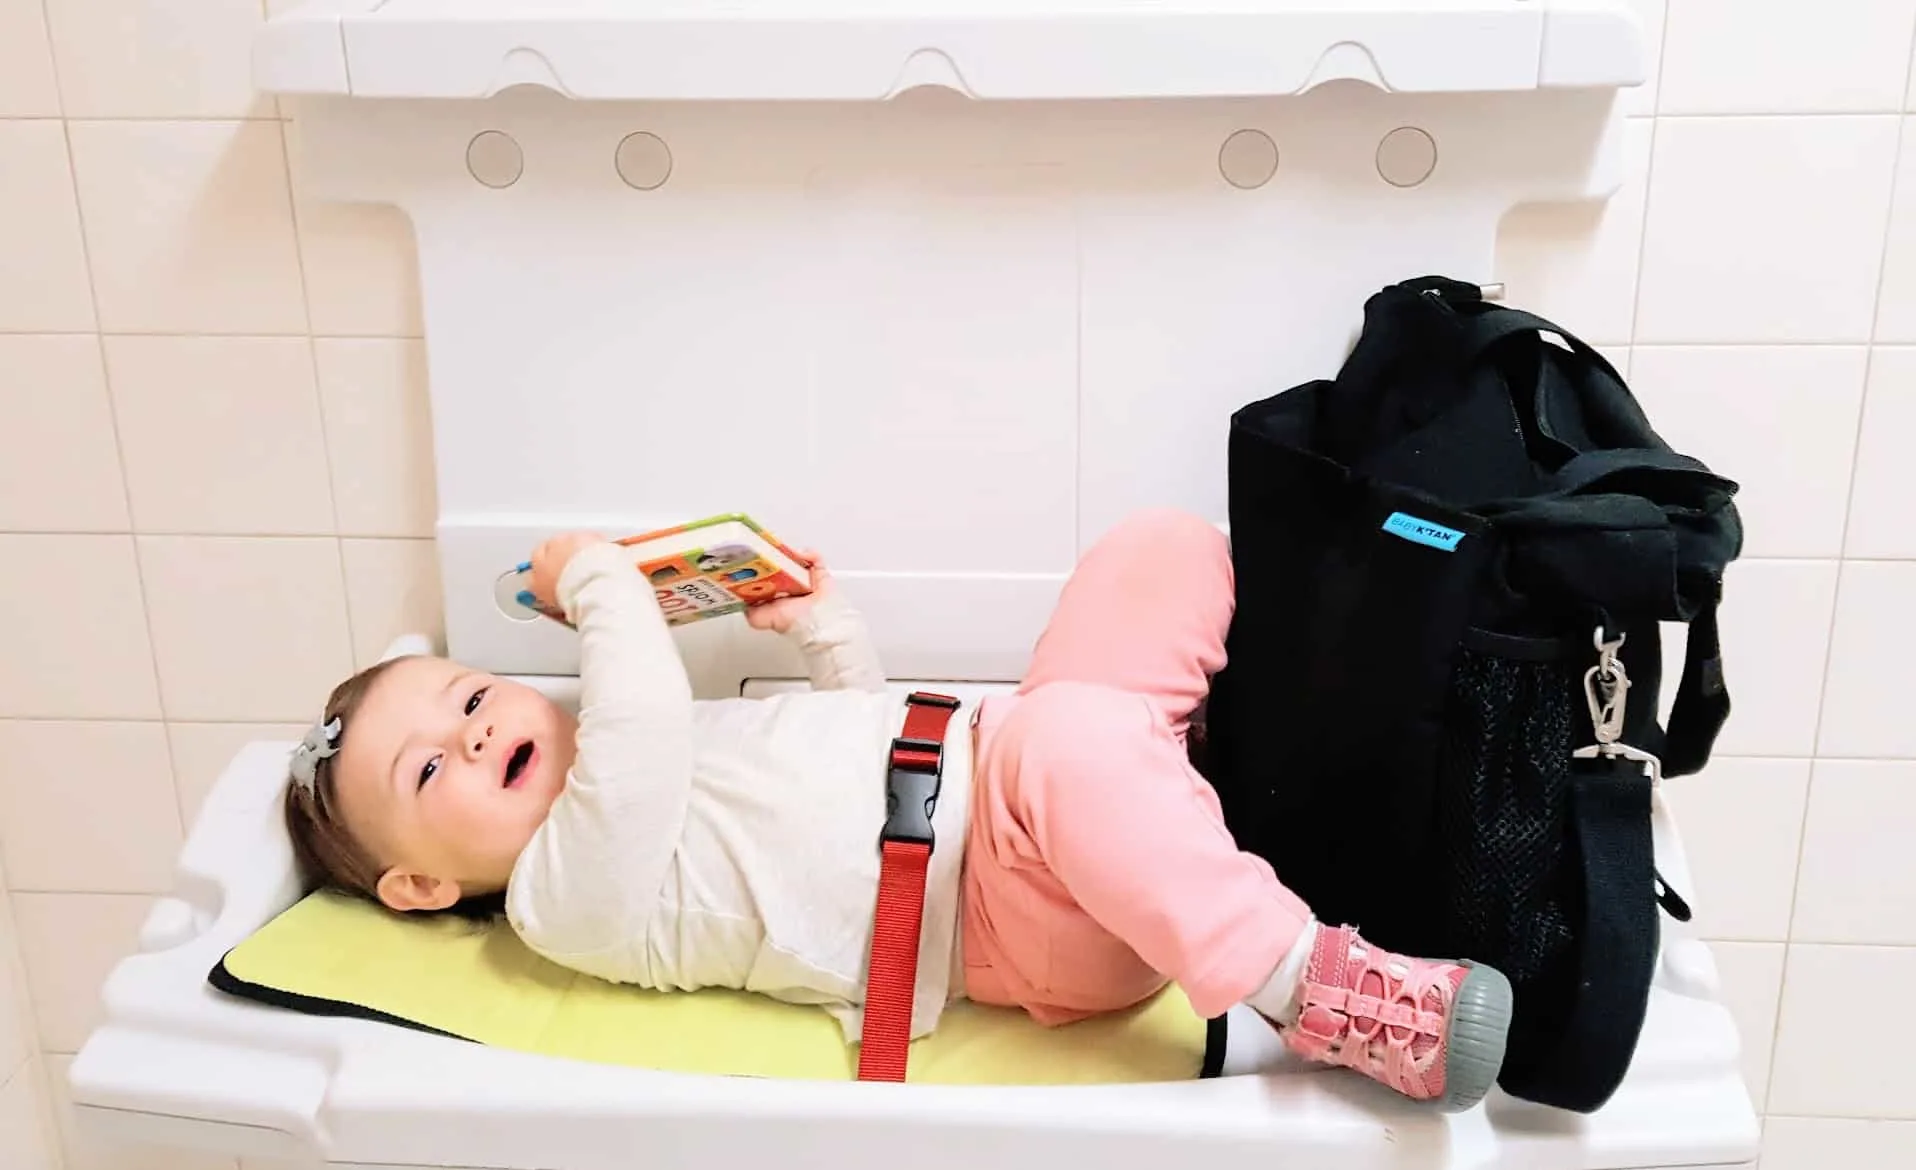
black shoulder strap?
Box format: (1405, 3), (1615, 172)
(1504, 755), (1660, 1112)
(1662, 597), (1729, 779)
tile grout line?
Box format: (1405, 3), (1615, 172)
(0, 530), (434, 541)
(15, 0), (148, 1107)
(1651, 110), (1912, 122)
(1761, 1112), (1916, 1123)
(1702, 936), (1916, 951)
(273, 111), (364, 672)
(1625, 0), (1670, 351)
(0, 717), (306, 726)
(36, 13), (172, 758)
(0, 330), (1739, 346)
(1756, 24), (1916, 1121)
(39, 117), (180, 775)
(1627, 6), (1782, 1124)
(0, 330), (1907, 349)
(0, 329), (426, 340)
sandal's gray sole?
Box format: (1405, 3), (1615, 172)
(1438, 961), (1514, 1112)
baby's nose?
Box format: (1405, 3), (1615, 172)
(470, 724), (494, 753)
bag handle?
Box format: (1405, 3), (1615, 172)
(1381, 279), (1738, 780)
(1480, 449), (1737, 526)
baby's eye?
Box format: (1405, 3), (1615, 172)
(464, 686), (489, 716)
(418, 756), (440, 789)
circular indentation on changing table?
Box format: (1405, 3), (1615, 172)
(493, 567), (544, 624)
(1376, 127), (1437, 188)
(616, 132), (673, 190)
(466, 130), (524, 189)
(1218, 129), (1278, 190)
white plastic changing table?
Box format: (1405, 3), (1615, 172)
(69, 2), (1762, 1167)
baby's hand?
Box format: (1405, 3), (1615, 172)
(529, 531), (608, 611)
(744, 548), (836, 636)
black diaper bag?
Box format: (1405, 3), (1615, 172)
(1201, 276), (1742, 1112)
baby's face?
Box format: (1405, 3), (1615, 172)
(331, 656), (576, 912)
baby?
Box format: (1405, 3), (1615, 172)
(284, 509), (1513, 1110)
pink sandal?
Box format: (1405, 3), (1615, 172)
(1277, 925), (1512, 1111)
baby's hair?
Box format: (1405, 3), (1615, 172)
(283, 656), (505, 922)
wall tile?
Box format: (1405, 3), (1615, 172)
(0, 120), (97, 332)
(1877, 120), (1916, 342)
(1762, 1117), (1916, 1169)
(67, 120), (306, 335)
(1792, 761), (1916, 945)
(0, 1064), (59, 1170)
(1637, 116), (1900, 344)
(0, 535), (160, 720)
(138, 537), (353, 723)
(0, 335), (128, 532)
(1708, 941), (1785, 1111)
(105, 336), (335, 535)
(0, 0), (60, 117)
(299, 202), (424, 337)
(288, 119), (423, 338)
(0, 721), (182, 895)
(1494, 119), (1649, 346)
(1771, 944), (1916, 1118)
(1659, 0), (1916, 114)
(1847, 348), (1916, 556)
(1629, 346), (1865, 559)
(0, 896), (28, 1087)
(43, 1053), (239, 1170)
(1664, 758), (1810, 941)
(167, 724), (301, 828)
(315, 339), (437, 537)
(1820, 560), (1916, 757)
(12, 892), (149, 1053)
(1684, 560), (1837, 758)
(341, 539), (444, 670)
(44, 0), (271, 120)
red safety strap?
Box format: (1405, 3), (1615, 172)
(856, 691), (960, 1083)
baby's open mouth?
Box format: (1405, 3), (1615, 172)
(504, 740), (535, 788)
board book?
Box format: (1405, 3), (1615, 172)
(503, 513), (813, 627)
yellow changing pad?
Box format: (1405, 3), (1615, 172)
(210, 891), (1224, 1085)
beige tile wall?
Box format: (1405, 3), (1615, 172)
(0, 2), (1913, 1168)
(2, 864), (61, 1170)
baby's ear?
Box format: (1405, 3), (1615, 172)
(376, 868), (462, 913)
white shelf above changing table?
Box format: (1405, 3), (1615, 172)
(256, 0), (1647, 101)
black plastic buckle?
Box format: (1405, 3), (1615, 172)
(882, 738), (943, 849)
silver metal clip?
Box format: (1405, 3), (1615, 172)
(1574, 626), (1663, 785)
(1573, 740), (1664, 787)
(1582, 627), (1630, 745)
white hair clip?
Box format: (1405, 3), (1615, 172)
(289, 716), (343, 793)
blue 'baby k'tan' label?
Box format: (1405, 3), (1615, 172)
(1382, 511), (1465, 552)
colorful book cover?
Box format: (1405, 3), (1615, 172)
(501, 513), (814, 628)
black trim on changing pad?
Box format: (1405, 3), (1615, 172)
(207, 950), (474, 1044)
(1200, 1015), (1227, 1078)
(211, 949), (1225, 1082)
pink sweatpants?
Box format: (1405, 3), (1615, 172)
(960, 508), (1313, 1024)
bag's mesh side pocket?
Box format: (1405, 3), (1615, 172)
(1435, 641), (1579, 984)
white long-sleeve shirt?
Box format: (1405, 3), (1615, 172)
(504, 542), (972, 1040)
